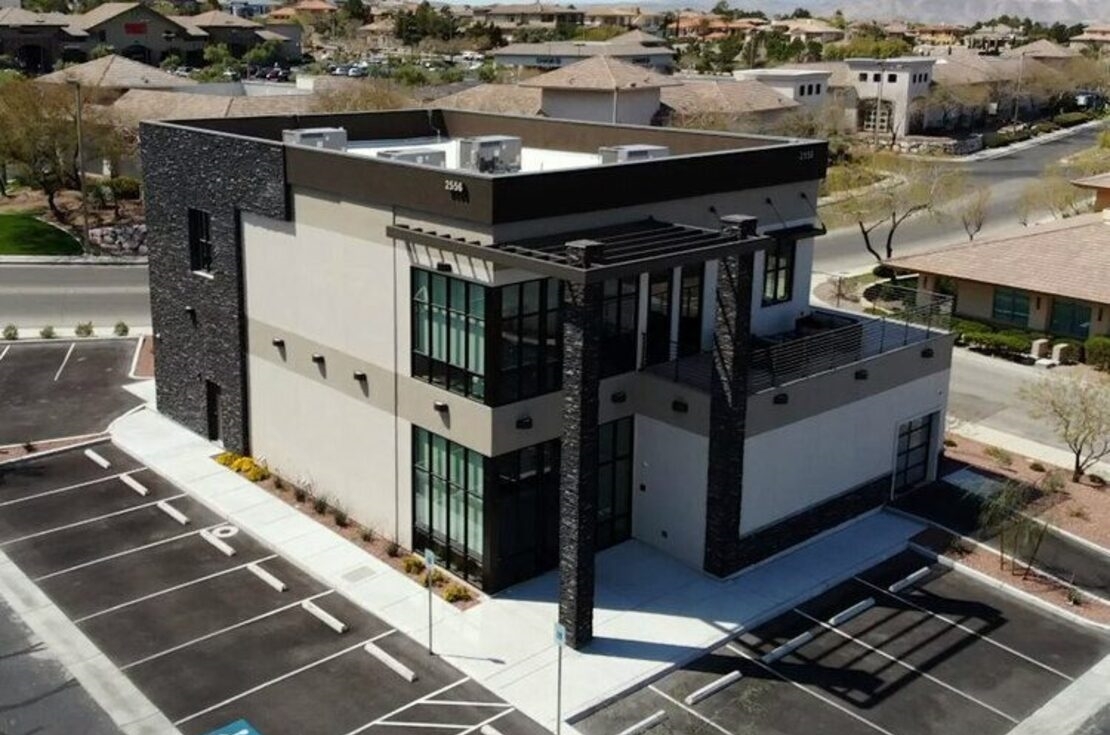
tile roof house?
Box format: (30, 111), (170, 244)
(492, 39), (675, 73)
(660, 78), (797, 130)
(1070, 23), (1110, 49)
(38, 53), (196, 102)
(432, 84), (543, 116)
(518, 55), (677, 124)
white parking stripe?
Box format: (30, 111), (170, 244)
(122, 590), (334, 670)
(83, 448), (111, 468)
(647, 685), (733, 735)
(466, 711), (514, 735)
(372, 723), (466, 730)
(422, 701), (513, 708)
(74, 554), (278, 623)
(0, 494), (186, 547)
(0, 344), (9, 363)
(33, 524), (222, 582)
(0, 471), (134, 508)
(174, 630), (397, 726)
(793, 608), (1020, 725)
(726, 643), (897, 735)
(53, 342), (75, 381)
(341, 677), (471, 735)
(853, 575), (1074, 681)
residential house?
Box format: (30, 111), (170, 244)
(912, 23), (969, 47)
(733, 67), (832, 111)
(772, 17), (845, 45)
(491, 39), (675, 73)
(471, 3), (585, 35)
(171, 10), (299, 59)
(582, 5), (640, 28)
(0, 7), (86, 72)
(38, 52), (197, 102)
(267, 0), (338, 21)
(433, 84), (543, 115)
(1070, 23), (1110, 52)
(139, 107), (951, 649)
(966, 23), (1024, 51)
(219, 0), (281, 18)
(659, 78), (798, 131)
(519, 55), (677, 125)
(68, 2), (199, 65)
(894, 179), (1110, 342)
(1001, 38), (1081, 68)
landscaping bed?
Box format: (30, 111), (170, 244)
(213, 452), (482, 609)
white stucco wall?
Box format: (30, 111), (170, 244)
(541, 87), (660, 126)
(740, 370), (949, 535)
(632, 415), (709, 569)
(750, 236), (815, 337)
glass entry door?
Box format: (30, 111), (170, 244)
(893, 413), (935, 496)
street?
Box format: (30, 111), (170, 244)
(814, 124), (1108, 274)
(0, 264), (151, 330)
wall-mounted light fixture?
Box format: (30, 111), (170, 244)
(435, 262), (452, 272)
(921, 347), (935, 359)
(611, 390), (627, 404)
(516, 416), (533, 429)
(671, 399), (689, 413)
(311, 353), (325, 364)
(433, 401), (449, 413)
(773, 392), (789, 405)
(184, 305), (195, 315)
(272, 337), (285, 348)
(353, 370), (367, 381)
(854, 369), (869, 380)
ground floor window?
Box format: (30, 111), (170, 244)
(1049, 298), (1091, 340)
(893, 413), (935, 495)
(991, 287), (1030, 327)
(494, 439), (561, 589)
(412, 427), (485, 585)
(597, 417), (634, 549)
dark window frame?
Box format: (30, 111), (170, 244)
(187, 208), (212, 273)
(677, 262), (705, 357)
(495, 278), (563, 406)
(597, 417), (633, 550)
(600, 275), (640, 378)
(411, 269), (488, 401)
(991, 287), (1030, 327)
(493, 438), (561, 589)
(1049, 298), (1092, 340)
(762, 239), (796, 306)
(894, 413), (934, 494)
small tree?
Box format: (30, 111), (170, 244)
(1020, 373), (1110, 482)
(958, 185), (991, 241)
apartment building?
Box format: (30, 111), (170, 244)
(141, 110), (953, 649)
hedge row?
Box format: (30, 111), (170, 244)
(1088, 336), (1110, 371)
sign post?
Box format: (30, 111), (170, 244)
(424, 548), (436, 656)
(554, 622), (566, 735)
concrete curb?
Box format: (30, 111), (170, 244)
(900, 118), (1108, 164)
(0, 435), (109, 467)
(911, 542), (1110, 633)
(817, 172), (906, 207)
(0, 255), (147, 265)
(2, 330), (152, 341)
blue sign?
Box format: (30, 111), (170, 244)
(204, 720), (261, 735)
(554, 622), (566, 647)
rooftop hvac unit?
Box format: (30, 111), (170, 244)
(459, 135), (522, 174)
(377, 147), (447, 168)
(599, 144), (670, 164)
(282, 127), (348, 151)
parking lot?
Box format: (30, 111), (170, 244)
(0, 339), (143, 445)
(576, 549), (1110, 735)
(0, 442), (547, 735)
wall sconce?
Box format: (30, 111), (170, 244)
(184, 305), (195, 315)
(854, 369), (869, 380)
(435, 262), (452, 272)
(773, 393), (789, 405)
(921, 347), (935, 358)
(433, 401), (449, 413)
(610, 390), (627, 404)
(353, 370), (367, 381)
(516, 416), (533, 429)
(671, 399), (688, 413)
(311, 353), (325, 364)
(272, 337), (285, 347)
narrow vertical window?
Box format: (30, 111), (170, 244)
(762, 239), (796, 306)
(187, 208), (212, 273)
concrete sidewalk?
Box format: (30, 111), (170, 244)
(111, 407), (925, 733)
(1008, 653), (1110, 735)
(952, 422), (1110, 483)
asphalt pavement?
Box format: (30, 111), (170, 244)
(0, 264), (150, 330)
(814, 123), (1108, 274)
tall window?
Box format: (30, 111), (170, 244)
(644, 270), (673, 366)
(991, 287), (1030, 327)
(677, 263), (704, 357)
(762, 240), (795, 306)
(600, 275), (639, 377)
(1050, 298), (1092, 339)
(412, 270), (487, 400)
(412, 427), (485, 585)
(497, 278), (562, 405)
(597, 417), (633, 549)
(495, 439), (561, 588)
(187, 208), (212, 273)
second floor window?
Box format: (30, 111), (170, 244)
(497, 278), (562, 405)
(600, 275), (639, 378)
(187, 208), (212, 273)
(762, 240), (795, 306)
(412, 270), (487, 400)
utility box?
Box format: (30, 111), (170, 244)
(459, 135), (522, 174)
(598, 144), (670, 164)
(378, 147), (447, 168)
(282, 127), (348, 151)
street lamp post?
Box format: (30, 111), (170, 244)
(69, 81), (91, 254)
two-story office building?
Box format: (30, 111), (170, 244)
(141, 110), (953, 649)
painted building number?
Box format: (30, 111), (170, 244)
(444, 179), (465, 193)
(798, 150), (815, 161)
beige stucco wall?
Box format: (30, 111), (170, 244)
(87, 6), (199, 62)
(540, 87), (661, 126)
(954, 279), (995, 322)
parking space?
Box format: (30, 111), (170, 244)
(0, 442), (549, 735)
(576, 549), (1110, 735)
(0, 339), (143, 444)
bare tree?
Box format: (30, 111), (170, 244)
(958, 185), (991, 241)
(1020, 373), (1110, 482)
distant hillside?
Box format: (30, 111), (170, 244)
(628, 0), (1106, 24)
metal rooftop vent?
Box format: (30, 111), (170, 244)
(378, 147), (447, 168)
(459, 135), (522, 174)
(282, 127), (348, 151)
(598, 144), (670, 164)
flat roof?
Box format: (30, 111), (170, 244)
(142, 108), (827, 225)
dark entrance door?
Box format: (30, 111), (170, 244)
(644, 270), (672, 366)
(893, 413), (935, 496)
(205, 380), (222, 442)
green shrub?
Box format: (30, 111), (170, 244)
(1088, 473), (1106, 487)
(215, 451), (240, 466)
(393, 65), (428, 86)
(943, 438), (958, 448)
(1053, 111), (1091, 128)
(964, 331), (1031, 355)
(2, 324), (17, 340)
(75, 321), (93, 337)
(1067, 587), (1085, 606)
(1085, 336), (1110, 370)
(39, 325), (56, 339)
(1032, 121), (1060, 135)
(244, 464), (270, 482)
(421, 568), (447, 588)
(1041, 470), (1067, 493)
(984, 445), (1013, 467)
(294, 487), (307, 502)
(443, 582), (472, 603)
(1052, 339), (1082, 364)
(360, 528), (375, 543)
(106, 176), (141, 200)
(22, 441), (36, 452)
(872, 263), (896, 279)
(403, 556), (425, 575)
(114, 321), (129, 336)
(950, 317), (994, 338)
(1029, 461), (1046, 472)
(312, 496), (328, 514)
(387, 540), (401, 557)
(333, 507), (349, 527)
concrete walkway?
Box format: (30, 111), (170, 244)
(1008, 653), (1110, 735)
(111, 407), (926, 733)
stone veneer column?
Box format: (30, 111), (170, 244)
(704, 252), (754, 577)
(558, 279), (603, 650)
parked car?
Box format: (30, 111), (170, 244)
(330, 65), (350, 76)
(347, 66), (367, 77)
